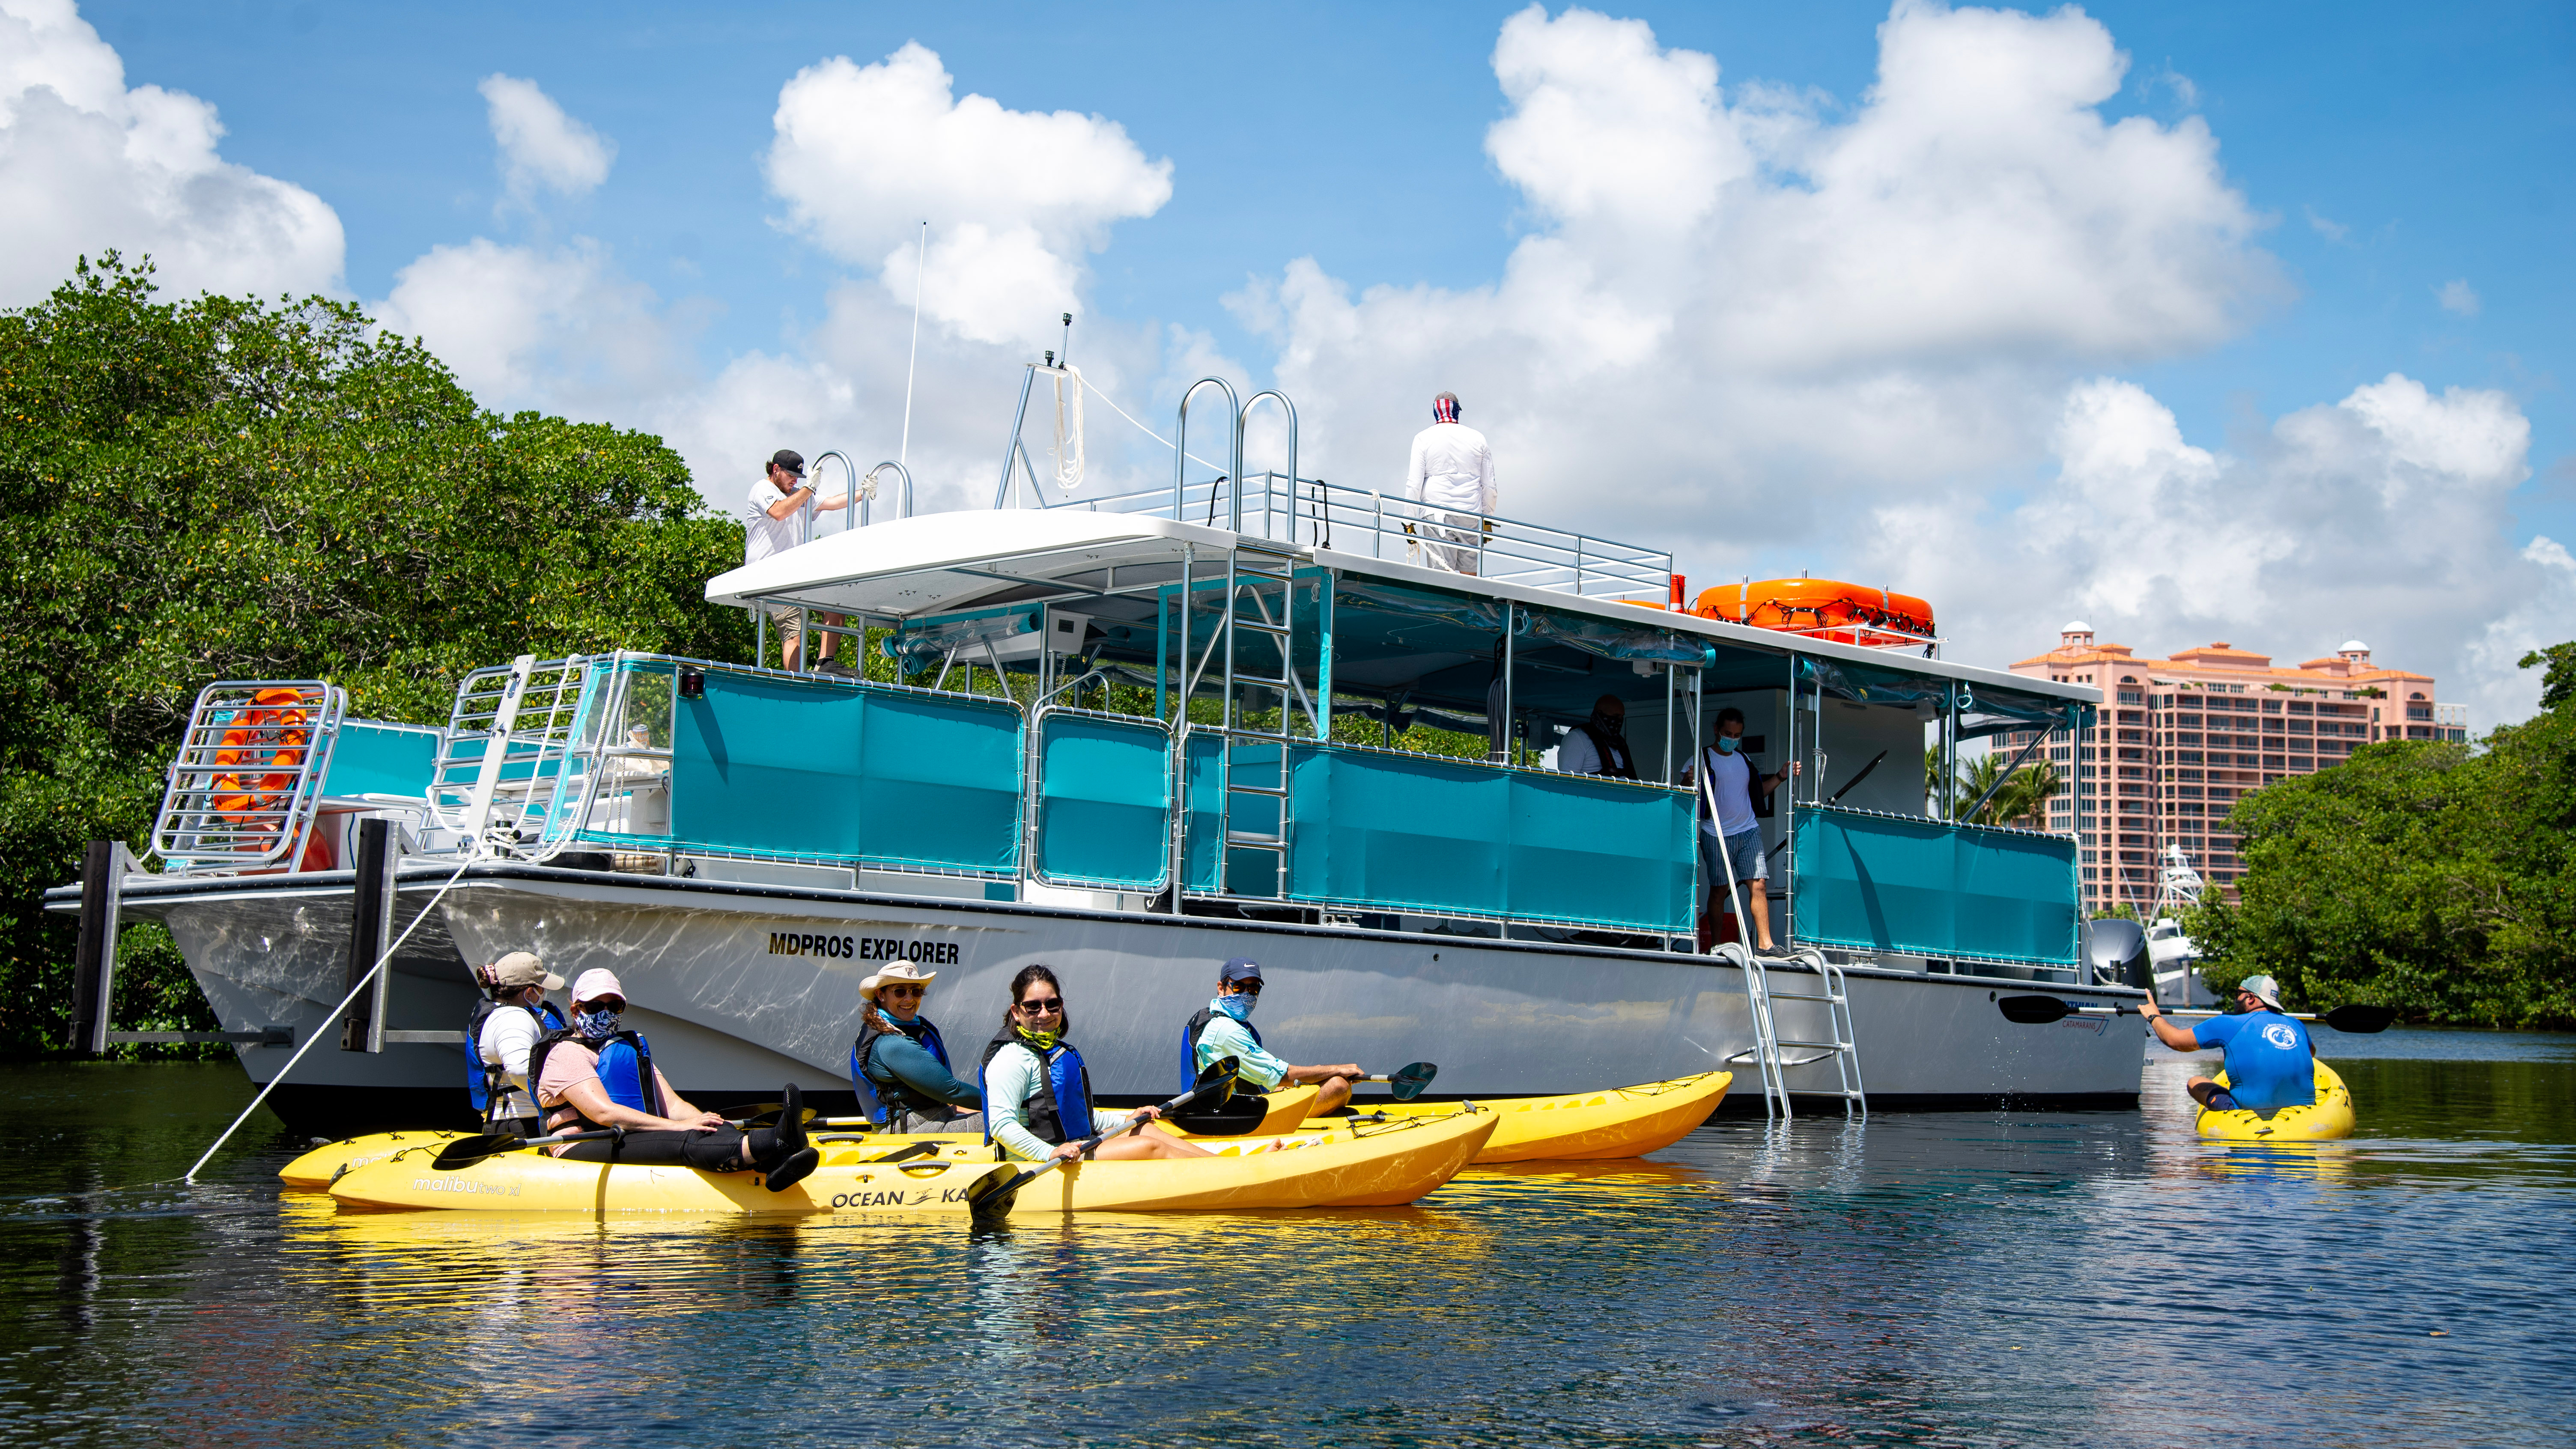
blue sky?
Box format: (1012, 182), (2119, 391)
(12, 0), (2574, 719)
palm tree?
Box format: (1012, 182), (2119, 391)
(1941, 752), (2065, 828)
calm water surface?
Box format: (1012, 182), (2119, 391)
(2, 1030), (2571, 1446)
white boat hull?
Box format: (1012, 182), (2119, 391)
(93, 864), (2144, 1132)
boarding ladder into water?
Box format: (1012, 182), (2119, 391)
(1724, 943), (1866, 1121)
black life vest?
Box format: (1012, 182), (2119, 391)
(528, 1027), (662, 1132)
(978, 1031), (1094, 1147)
(850, 1014), (954, 1125)
(1574, 720), (1639, 779)
(1180, 1007), (1264, 1091)
(465, 996), (567, 1117)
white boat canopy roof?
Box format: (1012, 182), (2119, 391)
(705, 510), (2098, 706)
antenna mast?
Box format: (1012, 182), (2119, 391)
(899, 221), (927, 468)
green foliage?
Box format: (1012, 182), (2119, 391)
(2521, 641), (2576, 711)
(0, 256), (755, 1058)
(1930, 748), (2062, 828)
(2204, 668), (2576, 1028)
(2091, 902), (2141, 923)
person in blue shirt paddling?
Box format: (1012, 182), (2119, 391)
(2141, 973), (2316, 1113)
(1184, 958), (1366, 1112)
(850, 960), (981, 1131)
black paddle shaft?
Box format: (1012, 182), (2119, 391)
(1996, 994), (2394, 1034)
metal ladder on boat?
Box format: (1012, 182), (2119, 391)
(1215, 543), (1306, 897)
(1724, 943), (1866, 1121)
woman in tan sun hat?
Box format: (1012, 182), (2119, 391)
(851, 960), (981, 1130)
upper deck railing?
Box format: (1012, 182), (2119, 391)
(1043, 471), (1676, 605)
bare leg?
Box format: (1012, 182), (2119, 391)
(2186, 1077), (2229, 1109)
(1087, 1124), (1215, 1161)
(1747, 887), (1775, 952)
(780, 620), (803, 673)
(1312, 1076), (1354, 1114)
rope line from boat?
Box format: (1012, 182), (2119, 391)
(1062, 367), (1231, 477)
(182, 848), (483, 1184)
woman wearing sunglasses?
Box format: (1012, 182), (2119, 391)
(978, 964), (1214, 1163)
(850, 960), (981, 1130)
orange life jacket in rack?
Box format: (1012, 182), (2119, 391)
(209, 688), (313, 829)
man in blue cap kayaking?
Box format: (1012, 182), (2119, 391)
(1183, 958), (1366, 1113)
(2141, 973), (2314, 1113)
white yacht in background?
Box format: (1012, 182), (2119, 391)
(2144, 844), (2217, 1007)
(52, 373), (2141, 1133)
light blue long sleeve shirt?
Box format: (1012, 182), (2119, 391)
(983, 1040), (1139, 1162)
(1194, 1007), (1291, 1091)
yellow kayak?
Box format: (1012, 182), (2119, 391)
(281, 1088), (1322, 1192)
(1317, 1071), (1733, 1162)
(2196, 1060), (2355, 1141)
(325, 1109), (1497, 1216)
(282, 1130), (473, 1190)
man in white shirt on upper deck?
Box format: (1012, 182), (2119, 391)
(1402, 392), (1496, 575)
(742, 448), (848, 673)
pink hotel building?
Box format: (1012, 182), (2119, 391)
(2005, 625), (2469, 913)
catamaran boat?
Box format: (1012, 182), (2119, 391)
(51, 377), (2140, 1133)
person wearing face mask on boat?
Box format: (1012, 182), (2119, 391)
(1553, 694), (1640, 779)
(528, 969), (820, 1191)
(1689, 707), (1797, 955)
(849, 961), (981, 1131)
(1183, 958), (1366, 1113)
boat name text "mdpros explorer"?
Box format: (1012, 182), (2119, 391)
(765, 932), (960, 965)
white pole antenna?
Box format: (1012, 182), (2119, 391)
(899, 220), (927, 467)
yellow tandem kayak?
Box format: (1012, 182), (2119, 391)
(324, 1109), (1498, 1216)
(2195, 1061), (2355, 1141)
(1319, 1071), (1733, 1162)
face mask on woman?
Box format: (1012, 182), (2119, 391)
(574, 1006), (622, 1042)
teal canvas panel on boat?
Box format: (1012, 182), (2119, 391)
(1033, 710), (1171, 889)
(320, 721), (440, 798)
(1280, 745), (1696, 933)
(671, 671), (1022, 872)
(1789, 805), (2077, 966)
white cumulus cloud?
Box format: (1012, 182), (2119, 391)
(763, 42), (1172, 347)
(479, 74), (615, 204)
(1228, 1), (2281, 562)
(0, 0), (343, 304)
(1858, 373), (2552, 728)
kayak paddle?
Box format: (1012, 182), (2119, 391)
(430, 1126), (623, 1170)
(1997, 995), (2396, 1034)
(1357, 1061), (1439, 1100)
(964, 1056), (1239, 1224)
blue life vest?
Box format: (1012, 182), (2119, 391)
(527, 1027), (660, 1130)
(1180, 1007), (1262, 1091)
(465, 997), (567, 1113)
(979, 1032), (1094, 1147)
(851, 1016), (954, 1125)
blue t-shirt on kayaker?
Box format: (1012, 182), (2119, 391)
(2141, 973), (2316, 1115)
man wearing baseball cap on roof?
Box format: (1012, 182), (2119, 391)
(2141, 973), (2316, 1115)
(468, 951), (568, 1136)
(528, 968), (820, 1192)
(742, 447), (850, 673)
(1181, 958), (1366, 1112)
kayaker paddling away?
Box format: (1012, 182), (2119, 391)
(2141, 974), (2312, 1114)
(530, 969), (822, 1191)
(980, 966), (1216, 1163)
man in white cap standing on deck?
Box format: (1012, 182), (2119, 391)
(742, 447), (850, 673)
(1402, 392), (1496, 575)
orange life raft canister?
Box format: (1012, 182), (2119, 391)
(1692, 579), (1935, 648)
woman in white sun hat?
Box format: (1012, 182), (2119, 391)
(850, 960), (982, 1130)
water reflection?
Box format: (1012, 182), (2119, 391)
(1, 1056), (2570, 1446)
